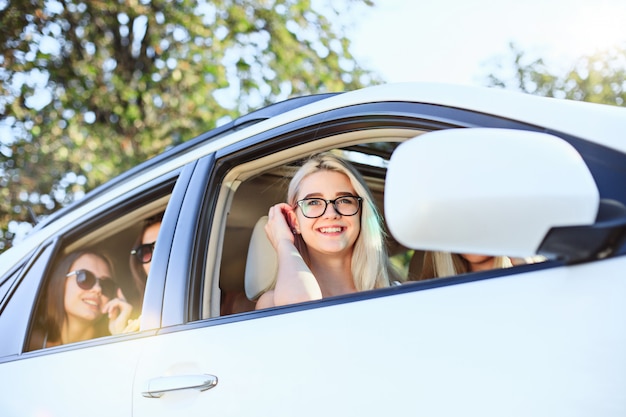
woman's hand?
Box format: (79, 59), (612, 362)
(265, 203), (297, 249)
(102, 288), (135, 335)
(258, 203), (322, 308)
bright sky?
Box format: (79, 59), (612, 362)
(348, 0), (626, 86)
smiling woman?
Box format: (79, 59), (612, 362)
(254, 152), (399, 310)
(27, 250), (134, 350)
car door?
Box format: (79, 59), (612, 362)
(133, 262), (626, 416)
(131, 102), (626, 416)
(0, 240), (147, 416)
(0, 163), (195, 417)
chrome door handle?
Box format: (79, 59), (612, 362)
(142, 374), (218, 398)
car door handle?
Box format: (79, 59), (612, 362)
(142, 374), (218, 398)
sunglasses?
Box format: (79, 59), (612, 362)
(131, 241), (156, 264)
(66, 269), (117, 299)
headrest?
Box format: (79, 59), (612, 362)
(244, 216), (278, 300)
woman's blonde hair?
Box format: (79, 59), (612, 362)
(287, 152), (394, 290)
(419, 252), (512, 280)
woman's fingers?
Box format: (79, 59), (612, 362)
(103, 298), (134, 335)
(266, 204), (295, 247)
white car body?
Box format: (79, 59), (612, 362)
(1, 83), (625, 416)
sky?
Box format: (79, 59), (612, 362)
(347, 0), (626, 86)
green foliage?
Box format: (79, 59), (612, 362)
(485, 42), (626, 106)
(0, 0), (380, 252)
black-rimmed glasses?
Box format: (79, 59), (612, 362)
(295, 196), (363, 218)
(131, 241), (156, 264)
(66, 269), (117, 299)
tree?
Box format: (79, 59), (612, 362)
(0, 0), (379, 252)
(485, 42), (626, 106)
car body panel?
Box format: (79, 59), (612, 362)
(132, 257), (626, 417)
(1, 337), (148, 416)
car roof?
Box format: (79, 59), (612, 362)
(123, 81), (626, 187)
(2, 82), (625, 274)
(47, 82), (626, 208)
(318, 82), (626, 153)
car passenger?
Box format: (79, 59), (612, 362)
(28, 250), (134, 350)
(126, 213), (163, 331)
(416, 252), (513, 280)
(129, 213), (163, 301)
(255, 153), (398, 309)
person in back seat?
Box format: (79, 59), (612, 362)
(129, 213), (163, 303)
(416, 252), (513, 280)
(124, 213), (163, 331)
(28, 250), (134, 350)
(255, 153), (399, 309)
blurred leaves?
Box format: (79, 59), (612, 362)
(0, 0), (380, 252)
(485, 42), (626, 106)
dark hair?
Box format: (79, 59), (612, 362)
(129, 213), (163, 299)
(34, 250), (114, 347)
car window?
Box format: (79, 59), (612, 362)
(0, 245), (54, 357)
(24, 183), (175, 351)
(199, 134), (413, 319)
(0, 267), (27, 357)
(196, 128), (554, 320)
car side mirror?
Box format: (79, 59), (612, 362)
(384, 128), (625, 262)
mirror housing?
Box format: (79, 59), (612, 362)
(385, 128), (601, 259)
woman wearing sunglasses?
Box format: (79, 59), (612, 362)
(120, 213), (163, 333)
(28, 250), (134, 350)
(255, 153), (398, 309)
(129, 213), (162, 302)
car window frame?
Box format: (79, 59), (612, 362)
(176, 102), (562, 325)
(6, 164), (191, 357)
(0, 243), (55, 359)
(150, 101), (626, 330)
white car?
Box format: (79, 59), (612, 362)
(1, 82), (625, 416)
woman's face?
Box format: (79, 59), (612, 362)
(141, 222), (161, 276)
(294, 170), (361, 257)
(64, 254), (113, 323)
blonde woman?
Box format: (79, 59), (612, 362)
(256, 153), (396, 309)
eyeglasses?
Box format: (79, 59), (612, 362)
(131, 241), (156, 264)
(295, 196), (363, 218)
(66, 269), (117, 299)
